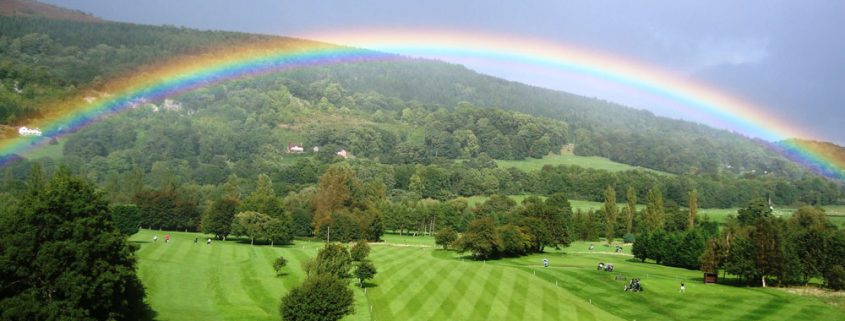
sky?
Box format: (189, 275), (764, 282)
(42, 0), (845, 145)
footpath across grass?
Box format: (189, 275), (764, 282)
(131, 230), (845, 321)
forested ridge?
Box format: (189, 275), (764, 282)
(0, 15), (270, 130)
(0, 15), (842, 215)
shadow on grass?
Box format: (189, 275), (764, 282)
(225, 237), (299, 248)
(139, 304), (159, 321)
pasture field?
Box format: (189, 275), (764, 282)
(20, 138), (64, 160)
(463, 194), (541, 208)
(463, 195), (652, 212)
(495, 153), (672, 176)
(131, 230), (845, 321)
(700, 205), (845, 227)
(462, 195), (844, 227)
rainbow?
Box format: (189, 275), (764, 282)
(0, 29), (842, 179)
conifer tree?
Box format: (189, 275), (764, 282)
(626, 186), (636, 234)
(644, 187), (665, 233)
(603, 185), (617, 245)
(688, 189), (698, 230)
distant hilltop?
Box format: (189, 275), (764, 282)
(0, 0), (102, 22)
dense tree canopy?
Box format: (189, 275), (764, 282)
(0, 167), (149, 320)
(279, 273), (353, 321)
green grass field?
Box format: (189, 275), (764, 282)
(463, 194), (844, 227)
(20, 138), (65, 160)
(131, 230), (845, 321)
(496, 153), (672, 176)
(700, 205), (845, 227)
(463, 196), (646, 213)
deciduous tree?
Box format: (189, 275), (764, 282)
(350, 240), (370, 261)
(231, 211), (271, 245)
(0, 167), (149, 320)
(455, 217), (502, 259)
(280, 273), (353, 321)
(353, 261), (377, 288)
(435, 227), (458, 250)
(202, 197), (239, 240)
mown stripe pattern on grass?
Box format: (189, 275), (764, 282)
(132, 231), (845, 321)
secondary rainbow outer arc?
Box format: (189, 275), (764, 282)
(0, 32), (841, 179)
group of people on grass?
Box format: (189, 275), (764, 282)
(588, 244), (625, 253)
(596, 261), (686, 294)
(153, 234), (212, 245)
(625, 278), (644, 292)
(597, 262), (614, 272)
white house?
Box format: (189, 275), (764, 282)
(337, 149), (349, 159)
(287, 143), (304, 153)
(162, 99), (182, 111)
(18, 126), (42, 137)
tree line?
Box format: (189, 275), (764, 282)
(0, 165), (150, 320)
(700, 200), (845, 289)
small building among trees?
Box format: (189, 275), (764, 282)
(18, 126), (42, 136)
(704, 272), (718, 283)
(287, 143), (304, 153)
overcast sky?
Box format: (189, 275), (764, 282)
(43, 0), (845, 144)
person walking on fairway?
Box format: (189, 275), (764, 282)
(207, 238), (212, 245)
(680, 282), (685, 293)
(543, 258), (549, 268)
(164, 234), (170, 243)
(153, 235), (158, 243)
(194, 237), (198, 244)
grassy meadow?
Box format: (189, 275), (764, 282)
(19, 138), (64, 160)
(463, 195), (645, 212)
(700, 205), (845, 227)
(496, 153), (672, 176)
(131, 230), (845, 321)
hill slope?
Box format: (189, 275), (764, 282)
(0, 0), (101, 22)
(0, 14), (809, 178)
(0, 15), (841, 207)
(774, 139), (845, 180)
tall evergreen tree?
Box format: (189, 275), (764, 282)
(240, 174), (284, 217)
(603, 185), (617, 245)
(644, 187), (665, 233)
(688, 189), (698, 230)
(626, 186), (636, 234)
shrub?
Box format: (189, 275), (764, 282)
(280, 274), (353, 321)
(435, 227), (458, 250)
(825, 265), (845, 290)
(350, 240), (370, 261)
(273, 256), (287, 276)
